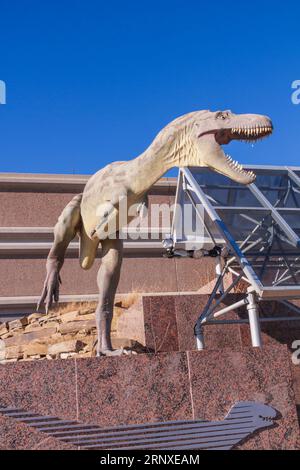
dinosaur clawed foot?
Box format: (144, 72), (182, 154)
(96, 348), (137, 357)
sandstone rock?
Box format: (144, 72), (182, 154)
(60, 352), (77, 359)
(25, 323), (45, 332)
(77, 313), (95, 321)
(111, 337), (136, 349)
(23, 343), (48, 357)
(0, 332), (13, 339)
(38, 314), (56, 324)
(81, 335), (97, 352)
(115, 297), (145, 345)
(4, 327), (57, 347)
(79, 308), (95, 316)
(27, 313), (44, 323)
(5, 345), (23, 360)
(0, 322), (8, 336)
(0, 297), (140, 362)
(0, 339), (5, 361)
(0, 341), (5, 361)
(59, 320), (96, 335)
(47, 339), (86, 355)
(25, 321), (58, 333)
(60, 310), (80, 323)
(45, 333), (76, 344)
(8, 317), (28, 330)
(77, 351), (92, 358)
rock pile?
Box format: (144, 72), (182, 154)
(0, 295), (145, 363)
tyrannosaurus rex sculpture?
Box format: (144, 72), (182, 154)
(37, 110), (273, 356)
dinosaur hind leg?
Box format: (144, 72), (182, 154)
(95, 237), (132, 356)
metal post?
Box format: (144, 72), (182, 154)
(246, 293), (262, 348)
(216, 257), (224, 294)
(195, 327), (205, 350)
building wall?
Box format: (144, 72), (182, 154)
(0, 173), (217, 320)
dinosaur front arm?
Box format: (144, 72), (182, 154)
(37, 194), (82, 312)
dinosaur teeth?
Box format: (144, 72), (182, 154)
(225, 154), (255, 180)
(230, 125), (272, 139)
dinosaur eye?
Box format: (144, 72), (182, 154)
(216, 111), (229, 120)
(103, 211), (109, 218)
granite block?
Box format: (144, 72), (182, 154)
(143, 296), (179, 353)
(0, 359), (77, 420)
(0, 341), (298, 449)
(187, 346), (299, 450)
(76, 352), (193, 428)
(0, 415), (77, 450)
(143, 294), (245, 353)
(240, 301), (300, 350)
(175, 294), (244, 351)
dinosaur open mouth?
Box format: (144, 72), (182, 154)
(259, 415), (274, 423)
(222, 154), (256, 181)
(230, 124), (273, 142)
(212, 124), (273, 184)
(215, 124), (273, 145)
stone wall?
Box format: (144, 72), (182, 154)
(0, 347), (299, 450)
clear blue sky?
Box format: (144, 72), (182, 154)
(0, 0), (299, 175)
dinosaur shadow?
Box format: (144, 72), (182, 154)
(232, 408), (282, 450)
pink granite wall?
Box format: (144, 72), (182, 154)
(142, 294), (300, 353)
(142, 293), (300, 435)
(0, 347), (298, 450)
(0, 257), (217, 296)
(0, 192), (174, 227)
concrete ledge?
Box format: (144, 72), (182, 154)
(0, 172), (177, 193)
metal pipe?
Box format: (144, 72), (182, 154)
(185, 188), (217, 246)
(212, 298), (248, 319)
(277, 300), (300, 315)
(183, 168), (264, 296)
(195, 329), (205, 351)
(216, 257), (224, 294)
(206, 316), (300, 325)
(247, 293), (262, 348)
(227, 267), (252, 284)
(195, 271), (226, 325)
(249, 182), (300, 248)
(204, 273), (243, 318)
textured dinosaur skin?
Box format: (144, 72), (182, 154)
(37, 110), (273, 356)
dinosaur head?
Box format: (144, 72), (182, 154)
(168, 110), (273, 184)
(227, 401), (277, 428)
(252, 402), (278, 427)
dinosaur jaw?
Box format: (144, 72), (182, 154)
(204, 149), (257, 185)
(208, 123), (273, 184)
(215, 124), (273, 145)
(258, 415), (275, 427)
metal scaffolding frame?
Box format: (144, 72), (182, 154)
(164, 165), (300, 349)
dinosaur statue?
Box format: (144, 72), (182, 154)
(0, 401), (277, 449)
(37, 110), (273, 356)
